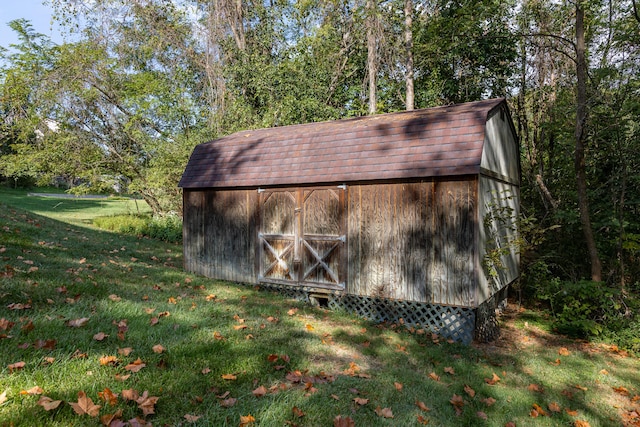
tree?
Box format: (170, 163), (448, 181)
(574, 1), (602, 282)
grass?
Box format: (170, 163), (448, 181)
(0, 187), (150, 228)
(1, 189), (639, 426)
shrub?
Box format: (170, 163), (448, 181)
(94, 214), (182, 243)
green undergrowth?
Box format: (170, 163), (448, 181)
(93, 214), (182, 243)
(0, 197), (639, 426)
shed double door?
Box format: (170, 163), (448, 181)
(258, 187), (346, 291)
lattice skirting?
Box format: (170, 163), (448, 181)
(258, 283), (510, 345)
(327, 295), (476, 344)
(474, 285), (509, 343)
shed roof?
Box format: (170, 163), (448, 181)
(179, 98), (507, 189)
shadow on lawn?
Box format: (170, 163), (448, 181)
(1, 204), (638, 426)
(0, 205), (369, 424)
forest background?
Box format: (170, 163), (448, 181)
(1, 0), (639, 350)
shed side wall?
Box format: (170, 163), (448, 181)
(347, 180), (477, 307)
(481, 107), (520, 184)
(183, 189), (256, 283)
(477, 176), (520, 304)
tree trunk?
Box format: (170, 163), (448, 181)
(404, 0), (414, 111)
(366, 0), (377, 114)
(574, 2), (602, 282)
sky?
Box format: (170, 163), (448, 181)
(0, 0), (65, 51)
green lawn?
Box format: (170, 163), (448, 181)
(0, 187), (150, 228)
(0, 190), (638, 426)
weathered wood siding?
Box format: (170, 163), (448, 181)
(347, 180), (477, 307)
(183, 189), (256, 283)
(482, 106), (519, 184)
(477, 176), (520, 304)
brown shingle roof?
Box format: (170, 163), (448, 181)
(179, 98), (505, 189)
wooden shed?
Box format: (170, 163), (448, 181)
(179, 98), (520, 342)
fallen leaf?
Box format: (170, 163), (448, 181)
(22, 386), (44, 395)
(69, 391), (101, 417)
(464, 384), (475, 398)
(124, 358), (146, 373)
(109, 294), (122, 302)
(37, 395), (62, 411)
(8, 361), (25, 373)
(67, 317), (90, 328)
(444, 366), (455, 375)
(201, 368), (211, 375)
(548, 402), (562, 413)
(333, 415), (355, 427)
(394, 382), (403, 391)
(220, 397), (237, 407)
(222, 373), (237, 380)
(531, 403), (547, 417)
(100, 409), (124, 426)
(21, 320), (34, 332)
(505, 422), (516, 427)
(93, 332), (108, 341)
(99, 355), (118, 366)
(252, 386), (267, 397)
(353, 397), (369, 405)
(213, 331), (225, 341)
(416, 400), (430, 412)
(292, 406), (305, 418)
(239, 414), (255, 426)
(0, 390), (7, 405)
(184, 414), (201, 422)
(118, 347), (133, 356)
(528, 383), (544, 393)
(287, 308), (298, 316)
(485, 373), (501, 385)
(566, 408), (579, 416)
(428, 372), (440, 382)
(233, 324), (248, 330)
(0, 318), (15, 331)
(613, 386), (629, 396)
(136, 391), (159, 416)
(98, 388), (118, 406)
(375, 406), (394, 418)
(331, 394), (340, 400)
(559, 347), (571, 356)
(450, 394), (465, 416)
(152, 344), (165, 354)
(305, 323), (314, 331)
(574, 421), (591, 427)
(481, 397), (497, 406)
(477, 411), (488, 420)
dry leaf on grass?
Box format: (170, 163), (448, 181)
(37, 396), (62, 411)
(239, 414), (255, 426)
(333, 415), (355, 427)
(69, 391), (101, 417)
(464, 384), (476, 398)
(375, 406), (394, 418)
(252, 386), (267, 397)
(416, 400), (430, 411)
(21, 386), (44, 395)
(124, 358), (146, 373)
(485, 373), (501, 385)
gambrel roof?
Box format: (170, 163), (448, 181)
(179, 98), (513, 189)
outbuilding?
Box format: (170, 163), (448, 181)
(179, 98), (520, 343)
